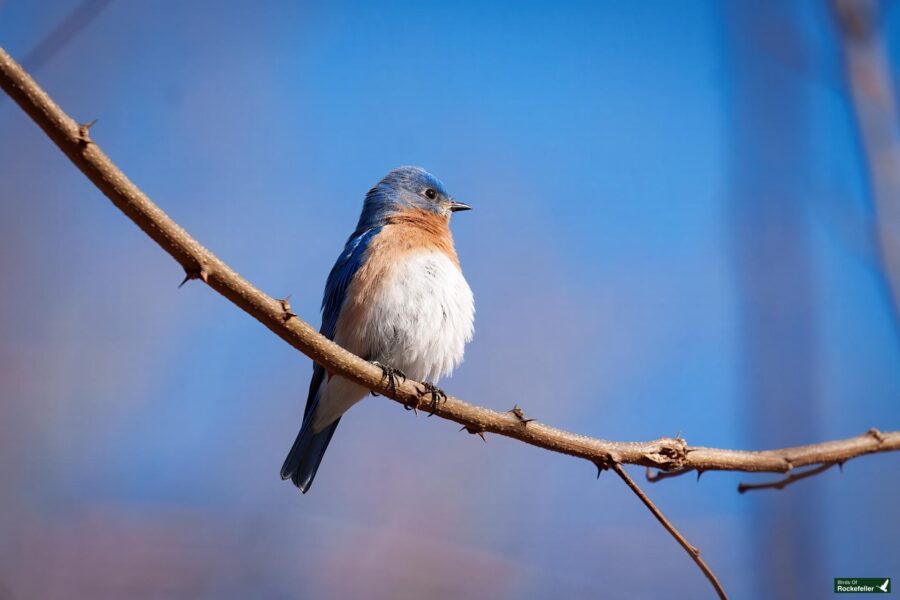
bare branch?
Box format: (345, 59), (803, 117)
(0, 45), (897, 479)
(646, 467), (695, 482)
(738, 462), (836, 494)
(612, 463), (728, 600)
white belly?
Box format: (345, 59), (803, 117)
(312, 250), (474, 431)
(362, 250), (475, 382)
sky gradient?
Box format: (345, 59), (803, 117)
(1, 1), (898, 598)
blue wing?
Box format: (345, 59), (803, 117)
(304, 226), (381, 417)
(282, 226), (381, 492)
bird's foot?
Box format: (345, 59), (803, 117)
(371, 362), (406, 399)
(417, 382), (447, 415)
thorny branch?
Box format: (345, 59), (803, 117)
(2, 47), (899, 600)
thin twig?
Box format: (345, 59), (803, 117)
(738, 462), (836, 494)
(612, 463), (728, 600)
(0, 45), (897, 478)
(646, 466), (695, 482)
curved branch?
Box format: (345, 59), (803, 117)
(0, 46), (898, 479)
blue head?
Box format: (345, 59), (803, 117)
(355, 166), (470, 231)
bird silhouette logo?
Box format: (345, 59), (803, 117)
(878, 579), (890, 593)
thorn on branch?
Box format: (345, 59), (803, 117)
(594, 454), (613, 478)
(178, 265), (209, 288)
(459, 424), (486, 442)
(77, 118), (97, 144)
(867, 427), (885, 443)
(508, 404), (534, 426)
(278, 295), (297, 322)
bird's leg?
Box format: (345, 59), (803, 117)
(417, 382), (447, 415)
(371, 361), (412, 405)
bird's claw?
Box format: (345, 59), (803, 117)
(417, 382), (447, 415)
(372, 362), (406, 398)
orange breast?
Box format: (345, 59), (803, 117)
(332, 208), (460, 356)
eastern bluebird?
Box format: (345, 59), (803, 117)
(281, 166), (475, 493)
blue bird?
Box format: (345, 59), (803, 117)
(281, 166), (475, 493)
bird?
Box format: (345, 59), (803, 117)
(280, 166), (475, 493)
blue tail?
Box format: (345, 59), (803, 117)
(282, 364), (338, 493)
(283, 225), (379, 493)
(280, 415), (340, 493)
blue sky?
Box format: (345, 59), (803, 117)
(1, 1), (898, 598)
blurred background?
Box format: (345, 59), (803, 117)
(1, 1), (899, 598)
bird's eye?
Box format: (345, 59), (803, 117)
(424, 188), (437, 200)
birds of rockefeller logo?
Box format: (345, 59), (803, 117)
(834, 578), (891, 594)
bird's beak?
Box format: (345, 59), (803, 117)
(448, 199), (472, 212)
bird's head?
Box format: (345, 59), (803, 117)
(361, 166), (471, 225)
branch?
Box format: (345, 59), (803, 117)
(0, 45), (897, 478)
(648, 457), (847, 494)
(612, 463), (728, 600)
(737, 462), (836, 494)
